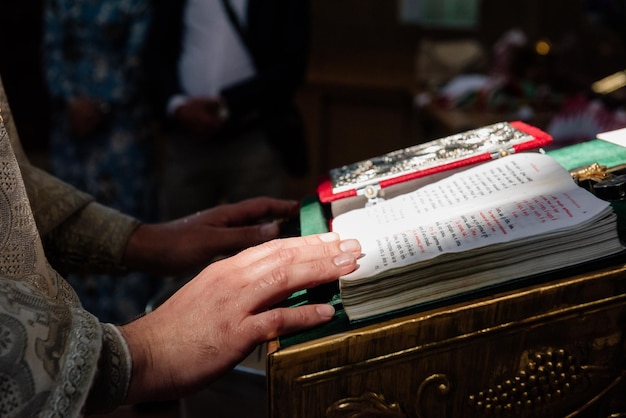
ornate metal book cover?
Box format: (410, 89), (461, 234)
(318, 121), (552, 204)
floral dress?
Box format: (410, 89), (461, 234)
(43, 0), (162, 324)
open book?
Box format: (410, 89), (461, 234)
(331, 152), (624, 321)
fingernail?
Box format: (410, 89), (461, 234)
(260, 222), (279, 238)
(319, 232), (339, 242)
(333, 252), (355, 267)
(316, 304), (335, 318)
(339, 239), (360, 252)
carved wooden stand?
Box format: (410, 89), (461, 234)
(268, 260), (626, 417)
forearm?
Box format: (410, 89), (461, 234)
(43, 202), (141, 274)
(20, 159), (94, 235)
(121, 222), (182, 276)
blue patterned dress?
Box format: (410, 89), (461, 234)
(43, 0), (162, 324)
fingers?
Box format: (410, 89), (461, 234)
(243, 304), (337, 343)
(238, 234), (361, 311)
(192, 198), (301, 253)
(215, 197), (300, 226)
(229, 232), (350, 268)
(213, 222), (282, 253)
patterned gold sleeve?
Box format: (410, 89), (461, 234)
(17, 157), (141, 274)
(0, 75), (132, 416)
(0, 277), (133, 416)
(1, 73), (140, 274)
(0, 275), (104, 418)
(41, 202), (141, 274)
(0, 73), (94, 238)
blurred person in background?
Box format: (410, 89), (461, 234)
(145, 0), (311, 219)
(42, 0), (162, 323)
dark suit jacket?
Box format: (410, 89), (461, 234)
(144, 0), (311, 175)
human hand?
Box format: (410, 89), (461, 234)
(120, 232), (361, 403)
(173, 97), (225, 139)
(123, 197), (301, 276)
(68, 97), (109, 137)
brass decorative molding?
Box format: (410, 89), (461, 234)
(416, 374), (452, 418)
(325, 392), (406, 418)
(569, 162), (611, 183)
(567, 370), (626, 417)
(468, 349), (584, 414)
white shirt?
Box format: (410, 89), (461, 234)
(169, 0), (255, 113)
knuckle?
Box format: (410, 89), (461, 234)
(268, 309), (286, 330)
(261, 238), (283, 252)
(320, 242), (339, 259)
(268, 265), (289, 289)
(254, 309), (286, 340)
(310, 259), (329, 279)
(277, 247), (296, 263)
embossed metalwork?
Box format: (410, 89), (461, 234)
(269, 258), (626, 418)
(569, 162), (611, 183)
(329, 122), (530, 193)
(468, 349), (585, 414)
(564, 371), (626, 417)
(571, 161), (626, 180)
(325, 392), (406, 418)
(416, 374), (452, 418)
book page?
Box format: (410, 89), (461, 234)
(332, 153), (571, 237)
(334, 153), (612, 281)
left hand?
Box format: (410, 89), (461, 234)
(122, 197), (301, 276)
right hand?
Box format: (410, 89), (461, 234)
(120, 232), (361, 403)
(173, 97), (225, 139)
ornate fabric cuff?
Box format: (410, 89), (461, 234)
(84, 323), (133, 414)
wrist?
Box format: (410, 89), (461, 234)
(118, 319), (156, 404)
(123, 223), (153, 272)
(119, 309), (193, 404)
(124, 222), (191, 276)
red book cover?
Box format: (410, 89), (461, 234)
(318, 121), (552, 204)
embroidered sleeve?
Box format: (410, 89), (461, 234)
(42, 202), (141, 274)
(0, 277), (103, 418)
(84, 324), (133, 414)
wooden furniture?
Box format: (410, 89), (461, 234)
(270, 3), (626, 415)
(267, 259), (626, 417)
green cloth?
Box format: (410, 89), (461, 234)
(546, 139), (626, 171)
(299, 195), (329, 236)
